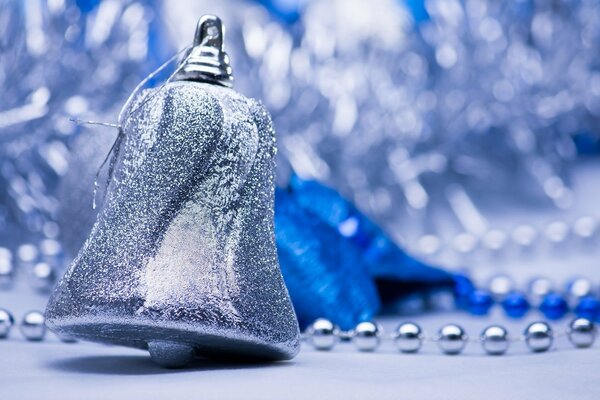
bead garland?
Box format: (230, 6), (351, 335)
(413, 215), (600, 259)
(454, 274), (600, 321)
(0, 308), (597, 357)
(0, 242), (62, 292)
(2, 242), (599, 358)
(0, 309), (47, 341)
(303, 318), (597, 356)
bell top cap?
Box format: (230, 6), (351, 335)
(174, 15), (234, 87)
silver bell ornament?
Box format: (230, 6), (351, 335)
(46, 15), (300, 368)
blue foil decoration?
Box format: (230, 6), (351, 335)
(276, 174), (453, 329)
(275, 186), (379, 330)
(288, 174), (452, 285)
(253, 0), (306, 24)
(453, 274), (476, 310)
(402, 0), (429, 23)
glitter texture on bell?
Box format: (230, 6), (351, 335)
(45, 15), (300, 367)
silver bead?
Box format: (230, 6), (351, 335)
(394, 322), (423, 353)
(567, 318), (596, 348)
(573, 216), (598, 240)
(307, 318), (339, 350)
(20, 311), (46, 341)
(511, 224), (538, 249)
(17, 244), (39, 267)
(528, 277), (554, 307)
(0, 309), (15, 338)
(481, 325), (510, 355)
(0, 248), (14, 288)
(524, 321), (553, 352)
(417, 235), (442, 256)
(39, 239), (63, 262)
(28, 262), (56, 292)
(482, 229), (507, 252)
(487, 274), (514, 300)
(452, 232), (478, 255)
(437, 324), (467, 355)
(544, 221), (570, 244)
(352, 321), (381, 352)
(566, 277), (595, 302)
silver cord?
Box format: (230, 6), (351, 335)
(69, 44), (194, 210)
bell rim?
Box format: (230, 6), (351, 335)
(46, 317), (300, 362)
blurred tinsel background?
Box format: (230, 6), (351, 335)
(2, 0), (600, 321)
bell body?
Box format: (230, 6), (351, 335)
(46, 80), (300, 364)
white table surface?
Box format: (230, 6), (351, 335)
(1, 282), (598, 400)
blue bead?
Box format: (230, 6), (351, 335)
(467, 289), (494, 316)
(539, 293), (569, 320)
(453, 274), (475, 310)
(501, 291), (530, 318)
(575, 296), (600, 321)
